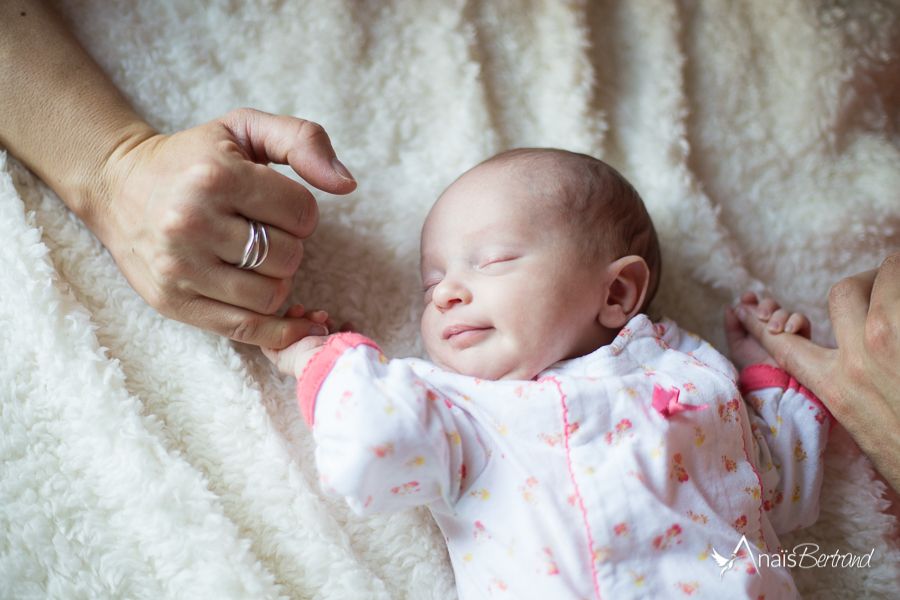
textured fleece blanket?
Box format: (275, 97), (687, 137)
(2, 1), (900, 598)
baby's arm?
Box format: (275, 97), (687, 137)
(725, 294), (831, 534)
(265, 317), (487, 516)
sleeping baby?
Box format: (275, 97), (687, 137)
(264, 148), (830, 599)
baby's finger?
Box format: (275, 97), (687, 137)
(283, 304), (306, 319)
(305, 309), (329, 324)
(784, 313), (811, 338)
(724, 306), (748, 347)
(740, 291), (759, 305)
(767, 308), (793, 333)
(756, 298), (780, 321)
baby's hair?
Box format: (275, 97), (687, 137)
(476, 148), (661, 312)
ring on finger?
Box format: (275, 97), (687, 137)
(237, 220), (269, 270)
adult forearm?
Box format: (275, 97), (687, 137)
(0, 0), (155, 241)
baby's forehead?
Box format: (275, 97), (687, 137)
(420, 184), (588, 264)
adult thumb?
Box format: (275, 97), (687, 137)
(220, 108), (357, 195)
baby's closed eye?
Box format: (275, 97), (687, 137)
(478, 255), (520, 273)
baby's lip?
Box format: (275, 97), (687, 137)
(442, 324), (491, 340)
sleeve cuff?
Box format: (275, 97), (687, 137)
(297, 332), (382, 427)
(740, 363), (834, 426)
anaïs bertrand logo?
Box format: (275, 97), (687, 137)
(711, 535), (874, 578)
(711, 535), (758, 579)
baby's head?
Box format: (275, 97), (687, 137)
(420, 148), (660, 380)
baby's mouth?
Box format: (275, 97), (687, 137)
(442, 324), (492, 345)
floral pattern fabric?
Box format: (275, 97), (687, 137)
(299, 315), (828, 599)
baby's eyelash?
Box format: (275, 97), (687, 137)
(480, 255), (518, 268)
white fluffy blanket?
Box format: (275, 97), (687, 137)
(2, 1), (900, 598)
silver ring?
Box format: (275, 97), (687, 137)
(237, 220), (269, 270)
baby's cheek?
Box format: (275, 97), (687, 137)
(420, 314), (449, 365)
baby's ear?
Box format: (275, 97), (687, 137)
(598, 256), (650, 329)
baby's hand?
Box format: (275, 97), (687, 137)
(262, 304), (351, 377)
(724, 292), (811, 372)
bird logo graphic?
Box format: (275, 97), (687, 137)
(710, 547), (738, 579)
(710, 535), (760, 579)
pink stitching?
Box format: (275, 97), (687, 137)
(540, 376), (603, 600)
(680, 355), (771, 553)
(729, 383), (770, 554)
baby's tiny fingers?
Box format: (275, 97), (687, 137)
(784, 313), (811, 338)
(767, 308), (793, 333)
(757, 298), (780, 320)
(305, 309), (329, 324)
(740, 291), (759, 305)
(283, 304), (306, 319)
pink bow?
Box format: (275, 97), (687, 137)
(652, 383), (708, 418)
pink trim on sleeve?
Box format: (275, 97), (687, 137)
(740, 364), (833, 426)
(739, 363), (789, 394)
(296, 332), (382, 427)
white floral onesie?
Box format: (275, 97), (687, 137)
(296, 315), (830, 599)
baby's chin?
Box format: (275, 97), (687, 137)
(429, 354), (544, 381)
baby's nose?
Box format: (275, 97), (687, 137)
(433, 277), (472, 310)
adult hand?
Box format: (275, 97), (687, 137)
(734, 253), (900, 493)
(1, 1), (356, 350)
(98, 108), (357, 349)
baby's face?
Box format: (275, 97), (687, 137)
(420, 165), (609, 380)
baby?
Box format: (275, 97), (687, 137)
(265, 149), (830, 599)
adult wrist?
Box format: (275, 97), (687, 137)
(81, 118), (160, 248)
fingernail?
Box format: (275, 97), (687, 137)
(331, 157), (355, 182)
(758, 308), (769, 319)
(785, 323), (795, 333)
(309, 310), (329, 323)
(310, 325), (328, 336)
(735, 307), (745, 319)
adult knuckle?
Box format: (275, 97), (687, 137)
(863, 310), (897, 355)
(227, 107), (257, 121)
(296, 119), (329, 145)
(881, 251), (900, 271)
(291, 201), (319, 238)
(151, 251), (190, 282)
(263, 281), (290, 315)
(183, 159), (233, 195)
(143, 284), (166, 314)
(770, 338), (795, 370)
(146, 282), (180, 319)
(157, 201), (205, 239)
(229, 315), (261, 344)
(228, 106), (256, 119)
(282, 238), (304, 272)
(828, 277), (855, 306)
